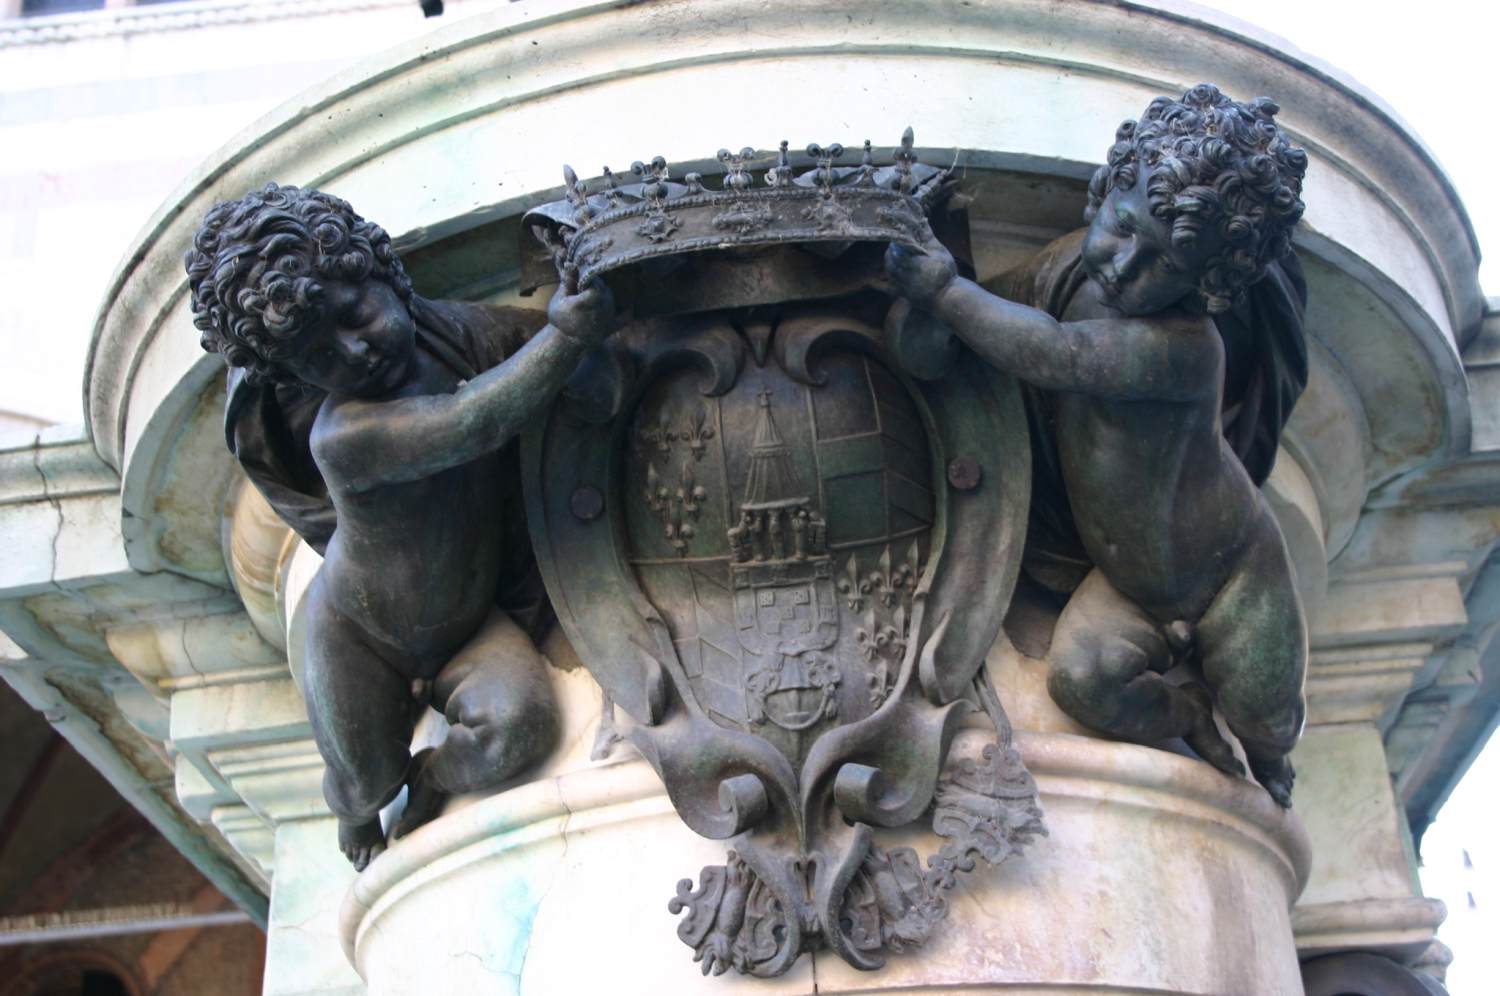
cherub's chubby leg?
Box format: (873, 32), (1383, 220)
(1047, 569), (1242, 775)
(301, 580), (417, 871)
(393, 610), (559, 839)
(1195, 517), (1308, 807)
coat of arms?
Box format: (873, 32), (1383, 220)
(521, 132), (1046, 977)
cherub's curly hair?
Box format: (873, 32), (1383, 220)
(1084, 83), (1308, 313)
(184, 183), (413, 383)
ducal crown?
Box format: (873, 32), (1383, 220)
(525, 128), (950, 289)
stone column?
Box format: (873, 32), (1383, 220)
(1290, 575), (1465, 962)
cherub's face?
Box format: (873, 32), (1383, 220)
(276, 278), (416, 398)
(1082, 168), (1222, 316)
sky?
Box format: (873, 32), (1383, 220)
(1184, 4), (1499, 989)
(1191, 0), (1497, 298)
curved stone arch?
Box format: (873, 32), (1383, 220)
(0, 947), (146, 996)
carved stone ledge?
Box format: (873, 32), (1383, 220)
(1312, 578), (1468, 651)
(0, 429), (127, 598)
(211, 803), (277, 885)
(210, 739), (329, 826)
(1294, 897), (1448, 964)
(168, 676), (314, 849)
(0, 427), (117, 505)
(105, 610), (283, 691)
(339, 729), (1309, 994)
(1306, 644), (1435, 727)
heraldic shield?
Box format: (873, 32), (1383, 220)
(521, 133), (1047, 977)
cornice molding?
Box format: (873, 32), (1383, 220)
(0, 427), (118, 507)
(85, 0), (1483, 479)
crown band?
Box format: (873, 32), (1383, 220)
(525, 128), (950, 290)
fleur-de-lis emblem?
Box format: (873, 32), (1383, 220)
(638, 410), (674, 454)
(682, 406), (715, 459)
(838, 553), (872, 612)
(677, 465), (707, 517)
(868, 541), (919, 606)
(563, 164), (593, 222)
(643, 461), (708, 556)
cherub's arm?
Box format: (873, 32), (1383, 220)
(934, 277), (1212, 401)
(887, 244), (1215, 402)
(316, 281), (614, 494)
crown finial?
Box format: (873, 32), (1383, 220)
(719, 146), (756, 193)
(766, 140), (792, 188)
(563, 164), (593, 222)
(894, 127), (918, 194)
(601, 166), (620, 209)
(632, 156), (671, 203)
(856, 139), (875, 186)
(806, 142), (845, 193)
(529, 129), (948, 290)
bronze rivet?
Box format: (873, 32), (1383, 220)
(571, 485), (605, 521)
(947, 457), (981, 492)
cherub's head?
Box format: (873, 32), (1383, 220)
(1081, 84), (1308, 316)
(185, 183), (417, 396)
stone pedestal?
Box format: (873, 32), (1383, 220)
(336, 639), (1310, 996)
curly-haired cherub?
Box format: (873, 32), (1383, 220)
(886, 85), (1309, 804)
(187, 184), (617, 866)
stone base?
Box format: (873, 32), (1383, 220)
(339, 726), (1309, 995)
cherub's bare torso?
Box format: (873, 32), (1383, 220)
(310, 348), (506, 676)
(1052, 280), (1267, 623)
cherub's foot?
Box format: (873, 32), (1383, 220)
(392, 748), (448, 840)
(1249, 754), (1296, 809)
(1180, 683), (1245, 778)
(339, 816), (386, 871)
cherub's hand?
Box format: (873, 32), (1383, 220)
(548, 275), (617, 346)
(885, 241), (957, 310)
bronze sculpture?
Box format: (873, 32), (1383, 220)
(186, 85), (1311, 979)
(887, 84), (1310, 806)
(185, 185), (618, 868)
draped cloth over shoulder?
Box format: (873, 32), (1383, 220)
(987, 230), (1309, 595)
(223, 297), (550, 625)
